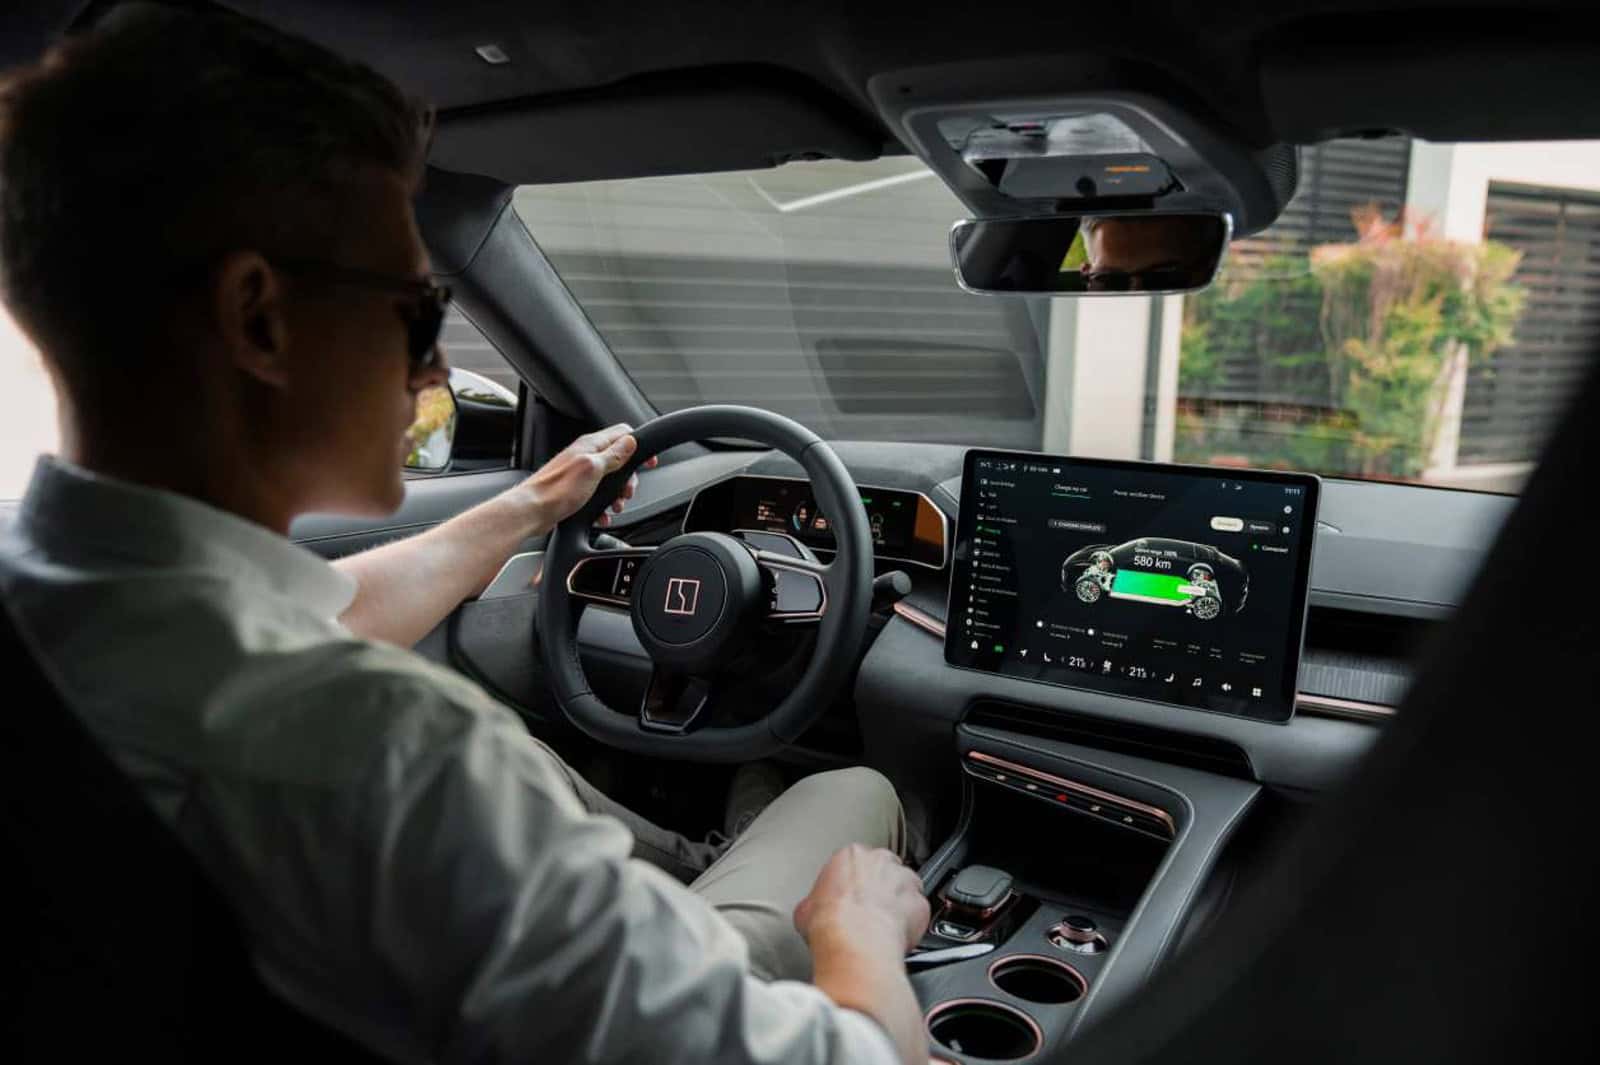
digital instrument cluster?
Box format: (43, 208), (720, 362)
(683, 475), (948, 570)
(945, 450), (1319, 723)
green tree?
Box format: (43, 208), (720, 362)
(1177, 206), (1525, 480)
(1312, 207), (1523, 477)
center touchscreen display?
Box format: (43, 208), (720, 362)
(945, 450), (1320, 723)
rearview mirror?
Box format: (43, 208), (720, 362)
(951, 212), (1230, 296)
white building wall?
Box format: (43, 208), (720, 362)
(1408, 140), (1600, 241)
(1066, 297), (1153, 458)
(1407, 139), (1600, 490)
(1151, 294), (1184, 463)
(1040, 291), (1183, 462)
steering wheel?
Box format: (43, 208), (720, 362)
(536, 406), (873, 761)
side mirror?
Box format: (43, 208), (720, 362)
(951, 211), (1231, 296)
(404, 384), (458, 472)
(404, 369), (519, 474)
(447, 368), (518, 470)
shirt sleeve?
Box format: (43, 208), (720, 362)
(217, 661), (902, 1065)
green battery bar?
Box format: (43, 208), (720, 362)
(1111, 569), (1194, 604)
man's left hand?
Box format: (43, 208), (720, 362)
(525, 423), (657, 529)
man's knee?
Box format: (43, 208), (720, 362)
(794, 765), (895, 806)
(791, 767), (903, 848)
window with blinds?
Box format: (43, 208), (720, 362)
(1460, 183), (1600, 464)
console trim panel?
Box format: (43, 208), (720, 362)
(965, 750), (1177, 839)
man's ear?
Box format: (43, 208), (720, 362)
(212, 250), (291, 388)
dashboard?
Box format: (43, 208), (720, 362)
(428, 437), (1514, 793)
(683, 474), (949, 570)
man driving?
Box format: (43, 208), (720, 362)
(0, 7), (928, 1065)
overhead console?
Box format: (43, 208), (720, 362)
(867, 61), (1298, 237)
(946, 451), (1319, 724)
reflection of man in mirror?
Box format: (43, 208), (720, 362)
(1078, 215), (1220, 291)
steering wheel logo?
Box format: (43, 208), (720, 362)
(664, 577), (702, 616)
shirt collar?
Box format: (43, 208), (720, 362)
(15, 455), (357, 620)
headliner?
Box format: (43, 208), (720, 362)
(4, 0), (1599, 185)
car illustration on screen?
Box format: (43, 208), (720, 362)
(1060, 538), (1249, 620)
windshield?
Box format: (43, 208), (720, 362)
(516, 137), (1600, 493)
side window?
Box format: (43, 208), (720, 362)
(442, 306), (520, 399)
(1, 304), (57, 502)
(406, 307), (523, 476)
(3, 304), (522, 499)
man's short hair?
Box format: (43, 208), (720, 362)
(0, 3), (432, 407)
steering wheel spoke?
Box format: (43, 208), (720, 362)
(640, 666), (715, 734)
(751, 549), (828, 622)
(565, 547), (654, 608)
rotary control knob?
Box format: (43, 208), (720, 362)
(1048, 914), (1108, 954)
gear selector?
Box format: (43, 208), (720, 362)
(933, 864), (1016, 940)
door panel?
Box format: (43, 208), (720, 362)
(290, 469), (527, 560)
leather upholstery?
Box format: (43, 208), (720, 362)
(0, 600), (387, 1064)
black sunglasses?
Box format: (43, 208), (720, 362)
(1082, 265), (1197, 292)
(271, 259), (452, 371)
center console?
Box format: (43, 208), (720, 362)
(897, 450), (1307, 1057)
(912, 725), (1260, 1061)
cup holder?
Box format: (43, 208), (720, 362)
(926, 999), (1042, 1061)
(988, 954), (1087, 1005)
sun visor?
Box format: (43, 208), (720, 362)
(429, 70), (884, 186)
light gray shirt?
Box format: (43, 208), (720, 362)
(1, 456), (895, 1065)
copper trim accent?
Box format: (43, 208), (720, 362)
(1046, 921), (1109, 954)
(942, 889), (1017, 923)
(758, 556), (829, 622)
(931, 888), (1017, 939)
(564, 554), (639, 607)
(924, 998), (1043, 1061)
(894, 600), (947, 638)
(1047, 919), (1101, 946)
(987, 954), (1088, 1003)
(966, 750), (1177, 838)
(1296, 692), (1397, 721)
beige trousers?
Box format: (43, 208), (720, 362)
(543, 750), (906, 982)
